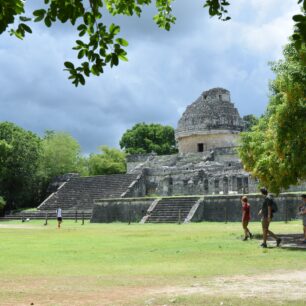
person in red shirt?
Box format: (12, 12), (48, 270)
(241, 196), (252, 241)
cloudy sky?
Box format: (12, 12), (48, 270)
(0, 0), (299, 154)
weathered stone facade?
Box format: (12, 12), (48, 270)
(125, 88), (249, 196)
(127, 148), (257, 196)
(90, 193), (305, 223)
(31, 87), (305, 223)
(126, 87), (306, 196)
(175, 88), (244, 153)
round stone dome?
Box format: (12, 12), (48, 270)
(175, 88), (244, 153)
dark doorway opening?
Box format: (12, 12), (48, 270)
(198, 143), (204, 152)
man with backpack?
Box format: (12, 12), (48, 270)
(258, 187), (281, 248)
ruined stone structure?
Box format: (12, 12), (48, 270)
(175, 88), (244, 153)
(125, 87), (305, 197)
(126, 87), (253, 196)
(11, 87), (302, 223)
(126, 149), (256, 196)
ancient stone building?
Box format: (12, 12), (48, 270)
(125, 87), (305, 196)
(15, 86), (304, 223)
(175, 88), (244, 153)
(125, 87), (254, 195)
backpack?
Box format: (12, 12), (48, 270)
(268, 195), (278, 213)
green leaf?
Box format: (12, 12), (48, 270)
(91, 65), (100, 76)
(116, 38), (129, 47)
(44, 17), (51, 27)
(78, 49), (85, 59)
(19, 16), (32, 22)
(292, 14), (305, 22)
(64, 62), (75, 69)
(105, 54), (112, 63)
(20, 23), (32, 34)
(118, 54), (128, 62)
(79, 30), (86, 37)
(33, 9), (46, 17)
(13, 30), (24, 40)
(76, 40), (84, 46)
(292, 34), (300, 40)
(111, 53), (119, 66)
(109, 23), (120, 35)
(77, 24), (87, 31)
(78, 74), (85, 85)
(34, 15), (45, 22)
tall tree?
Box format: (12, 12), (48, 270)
(1, 1), (305, 86)
(120, 122), (177, 155)
(88, 145), (126, 175)
(0, 122), (42, 209)
(242, 114), (259, 132)
(40, 131), (84, 180)
(239, 42), (306, 193)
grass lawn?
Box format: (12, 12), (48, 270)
(0, 220), (305, 305)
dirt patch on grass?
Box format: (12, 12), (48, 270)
(1, 270), (306, 305)
(149, 270), (306, 302)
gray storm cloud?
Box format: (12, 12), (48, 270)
(0, 0), (297, 154)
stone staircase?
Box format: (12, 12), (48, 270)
(38, 173), (139, 212)
(143, 196), (201, 223)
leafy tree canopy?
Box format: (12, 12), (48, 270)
(1, 0), (305, 86)
(40, 130), (84, 180)
(0, 121), (42, 209)
(242, 114), (259, 132)
(238, 42), (306, 194)
(88, 145), (126, 175)
(120, 122), (177, 155)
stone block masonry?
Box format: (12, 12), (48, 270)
(90, 193), (305, 223)
(175, 88), (244, 154)
(91, 198), (155, 223)
(192, 193), (304, 222)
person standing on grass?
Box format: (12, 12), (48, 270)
(298, 194), (306, 243)
(258, 187), (281, 248)
(56, 207), (62, 229)
(241, 196), (252, 241)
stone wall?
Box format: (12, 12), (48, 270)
(176, 131), (240, 153)
(91, 198), (154, 223)
(121, 172), (147, 198)
(126, 154), (154, 173)
(126, 150), (257, 196)
(90, 193), (305, 223)
(192, 193), (304, 222)
(144, 168), (253, 196)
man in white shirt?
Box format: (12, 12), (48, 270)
(56, 207), (62, 229)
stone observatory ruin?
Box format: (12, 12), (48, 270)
(22, 87), (304, 223)
(175, 88), (244, 153)
(126, 87), (256, 196)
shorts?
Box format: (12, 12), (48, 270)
(57, 217), (62, 222)
(261, 217), (272, 230)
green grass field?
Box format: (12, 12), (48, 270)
(0, 220), (305, 305)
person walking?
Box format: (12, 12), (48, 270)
(241, 196), (252, 240)
(56, 207), (62, 229)
(298, 194), (306, 243)
(258, 187), (281, 248)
